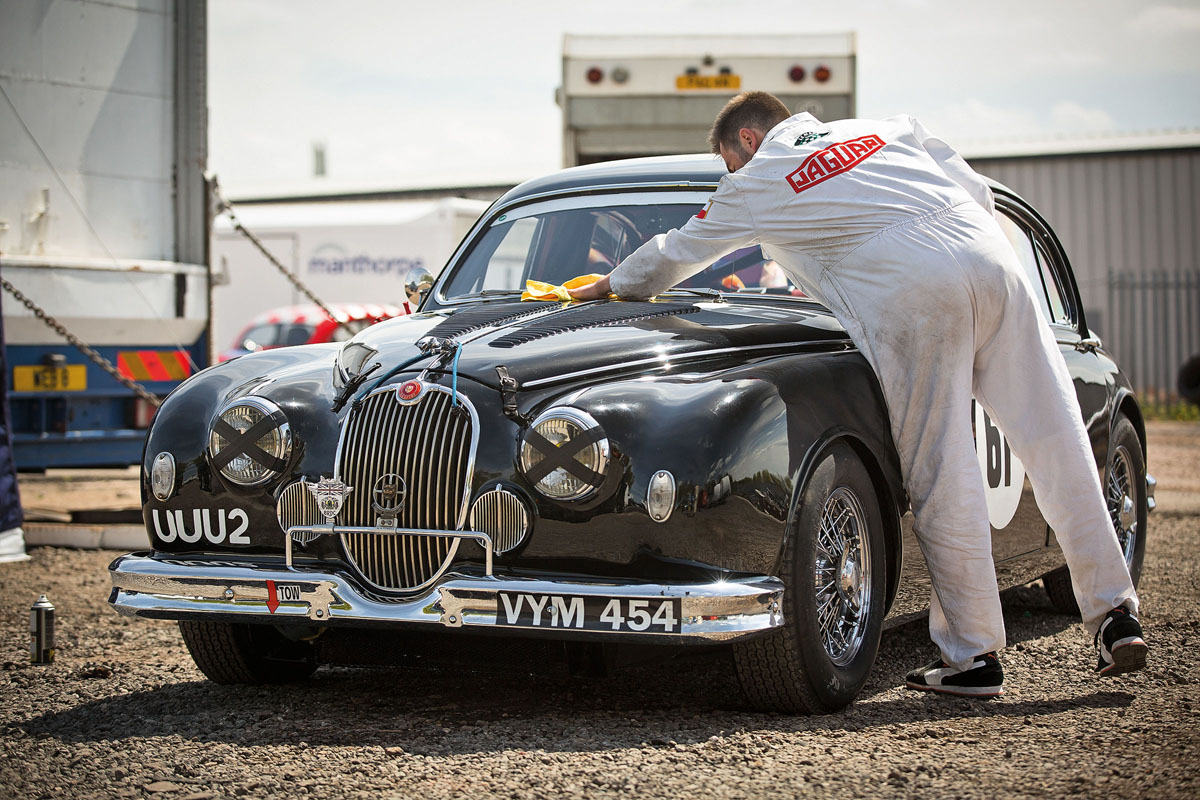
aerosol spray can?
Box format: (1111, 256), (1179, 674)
(30, 595), (55, 665)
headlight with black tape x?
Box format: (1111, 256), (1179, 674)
(519, 408), (609, 501)
(207, 397), (292, 487)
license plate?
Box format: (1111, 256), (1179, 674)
(496, 591), (682, 634)
(675, 74), (741, 90)
(13, 365), (87, 392)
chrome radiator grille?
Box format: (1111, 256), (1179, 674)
(275, 481), (322, 544)
(336, 385), (475, 592)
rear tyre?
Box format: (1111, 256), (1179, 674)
(178, 620), (318, 684)
(733, 442), (887, 714)
(1043, 414), (1147, 615)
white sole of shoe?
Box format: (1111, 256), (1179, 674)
(905, 681), (1004, 698)
(1099, 637), (1148, 676)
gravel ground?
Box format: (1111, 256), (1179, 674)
(1, 424), (1197, 800)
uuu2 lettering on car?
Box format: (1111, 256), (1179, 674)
(151, 508), (250, 544)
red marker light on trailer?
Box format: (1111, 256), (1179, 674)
(789, 65), (805, 82)
(814, 65), (831, 82)
(586, 66), (603, 84)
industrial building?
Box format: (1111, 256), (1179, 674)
(970, 133), (1200, 408)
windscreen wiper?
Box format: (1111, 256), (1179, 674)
(453, 289), (524, 300)
(659, 287), (726, 301)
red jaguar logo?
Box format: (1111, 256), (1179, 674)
(398, 380), (422, 401)
(785, 134), (886, 194)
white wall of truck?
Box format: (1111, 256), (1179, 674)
(210, 197), (486, 351)
(560, 33), (856, 167)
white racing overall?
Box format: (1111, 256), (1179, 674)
(609, 113), (1138, 670)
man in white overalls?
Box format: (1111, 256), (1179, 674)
(570, 91), (1146, 696)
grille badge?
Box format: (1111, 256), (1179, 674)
(306, 477), (353, 523)
(398, 380), (422, 402)
(371, 473), (407, 528)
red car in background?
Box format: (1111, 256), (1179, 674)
(219, 302), (410, 362)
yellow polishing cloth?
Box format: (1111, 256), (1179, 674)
(522, 274), (612, 301)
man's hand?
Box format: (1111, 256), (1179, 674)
(566, 273), (613, 301)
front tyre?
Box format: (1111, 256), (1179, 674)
(734, 442), (887, 714)
(1043, 413), (1147, 615)
(178, 620), (318, 684)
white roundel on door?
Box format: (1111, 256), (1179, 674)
(973, 400), (1026, 529)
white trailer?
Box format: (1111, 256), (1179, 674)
(0, 0), (208, 468)
(559, 33), (856, 167)
(210, 197), (487, 353)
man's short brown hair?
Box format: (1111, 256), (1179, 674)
(708, 91), (791, 155)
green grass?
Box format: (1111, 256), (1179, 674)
(1137, 394), (1200, 421)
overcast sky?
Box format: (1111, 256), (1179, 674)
(208, 0), (1200, 195)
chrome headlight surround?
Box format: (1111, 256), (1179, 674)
(207, 396), (293, 487)
(519, 407), (609, 501)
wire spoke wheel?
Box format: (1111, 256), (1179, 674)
(813, 486), (872, 666)
(733, 442), (886, 714)
(1106, 444), (1139, 568)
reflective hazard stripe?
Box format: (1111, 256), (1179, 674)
(117, 351), (192, 382)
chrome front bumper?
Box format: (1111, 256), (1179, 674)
(108, 552), (785, 644)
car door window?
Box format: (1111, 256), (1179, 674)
(1031, 238), (1071, 326)
(283, 324), (313, 346)
(994, 211), (1052, 322)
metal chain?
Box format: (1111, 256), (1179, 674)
(0, 277), (161, 407)
(210, 179), (355, 338)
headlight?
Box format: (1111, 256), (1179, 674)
(336, 341), (378, 382)
(207, 397), (292, 487)
(519, 408), (609, 500)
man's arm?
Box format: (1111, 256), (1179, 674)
(570, 176), (759, 300)
(907, 116), (996, 216)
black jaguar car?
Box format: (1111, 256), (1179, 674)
(109, 154), (1153, 714)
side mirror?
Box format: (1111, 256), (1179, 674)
(405, 268), (435, 310)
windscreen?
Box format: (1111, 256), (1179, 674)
(441, 199), (799, 299)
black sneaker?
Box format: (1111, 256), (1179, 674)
(905, 652), (1004, 697)
(1095, 606), (1147, 676)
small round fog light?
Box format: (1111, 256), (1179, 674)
(151, 452), (176, 501)
(647, 470), (676, 523)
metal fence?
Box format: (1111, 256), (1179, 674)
(1105, 270), (1200, 416)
